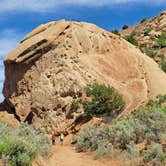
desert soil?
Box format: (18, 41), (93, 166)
(47, 145), (122, 166)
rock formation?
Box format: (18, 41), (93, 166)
(2, 19), (166, 133)
(120, 10), (166, 57)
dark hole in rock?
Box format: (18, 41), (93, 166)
(24, 112), (34, 124)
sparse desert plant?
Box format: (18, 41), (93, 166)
(75, 125), (113, 157)
(82, 83), (125, 119)
(145, 49), (157, 58)
(147, 94), (166, 107)
(124, 32), (138, 46)
(155, 31), (166, 48)
(132, 105), (166, 143)
(150, 35), (156, 41)
(0, 122), (50, 166)
(159, 60), (166, 72)
(95, 140), (113, 157)
(123, 142), (140, 160)
(139, 43), (147, 53)
(71, 100), (80, 113)
(122, 25), (129, 30)
(111, 29), (120, 35)
(140, 18), (147, 23)
(74, 126), (101, 151)
(144, 27), (152, 36)
(108, 119), (137, 148)
(142, 143), (165, 165)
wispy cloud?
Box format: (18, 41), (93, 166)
(0, 68), (4, 82)
(0, 29), (24, 58)
(0, 0), (165, 13)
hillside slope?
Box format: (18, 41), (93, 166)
(2, 20), (166, 133)
(120, 10), (166, 60)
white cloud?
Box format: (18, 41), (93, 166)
(0, 68), (4, 82)
(0, 39), (19, 58)
(0, 0), (165, 13)
(0, 29), (24, 58)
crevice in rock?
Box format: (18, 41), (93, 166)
(24, 111), (34, 124)
(22, 43), (55, 63)
(18, 39), (48, 58)
(2, 99), (21, 122)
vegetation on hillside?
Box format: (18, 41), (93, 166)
(74, 95), (166, 165)
(160, 60), (166, 73)
(111, 29), (120, 35)
(0, 123), (50, 166)
(122, 25), (128, 30)
(144, 27), (152, 36)
(124, 29), (166, 74)
(140, 18), (148, 23)
(145, 49), (157, 58)
(155, 31), (166, 48)
(124, 31), (138, 46)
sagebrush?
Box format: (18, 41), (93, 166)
(0, 122), (50, 166)
(75, 96), (166, 164)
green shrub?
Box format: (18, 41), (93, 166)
(123, 143), (140, 160)
(75, 126), (103, 151)
(132, 105), (166, 143)
(139, 43), (147, 53)
(0, 123), (50, 166)
(155, 31), (166, 48)
(144, 27), (152, 36)
(108, 119), (137, 148)
(140, 18), (147, 23)
(111, 30), (120, 35)
(147, 95), (166, 107)
(150, 35), (156, 41)
(124, 33), (138, 46)
(142, 143), (165, 165)
(122, 25), (128, 30)
(71, 100), (80, 112)
(160, 60), (166, 72)
(95, 140), (113, 157)
(145, 49), (157, 58)
(83, 83), (125, 119)
(75, 126), (113, 156)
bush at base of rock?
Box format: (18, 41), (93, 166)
(142, 143), (165, 165)
(74, 96), (166, 164)
(82, 83), (125, 119)
(0, 122), (50, 166)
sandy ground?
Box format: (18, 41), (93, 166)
(47, 145), (122, 166)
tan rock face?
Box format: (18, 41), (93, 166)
(0, 103), (19, 127)
(3, 20), (166, 133)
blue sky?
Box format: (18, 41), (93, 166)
(0, 0), (166, 101)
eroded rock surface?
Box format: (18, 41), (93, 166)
(3, 20), (166, 133)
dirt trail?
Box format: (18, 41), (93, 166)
(47, 145), (122, 166)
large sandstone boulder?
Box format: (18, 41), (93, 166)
(3, 20), (166, 133)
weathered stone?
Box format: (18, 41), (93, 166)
(2, 19), (166, 131)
